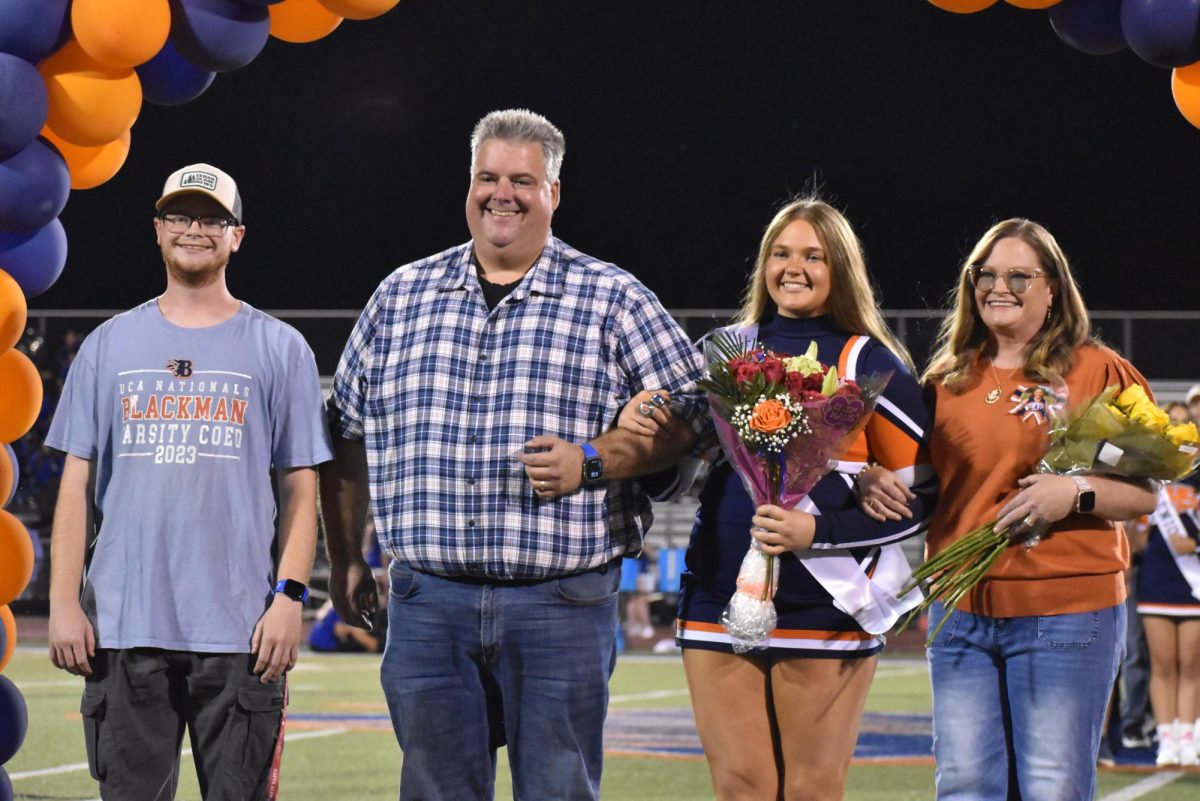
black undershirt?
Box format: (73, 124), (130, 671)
(478, 274), (521, 311)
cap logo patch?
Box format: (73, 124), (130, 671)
(180, 171), (218, 191)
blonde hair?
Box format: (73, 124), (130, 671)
(732, 197), (914, 371)
(924, 218), (1093, 392)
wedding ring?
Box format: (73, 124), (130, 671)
(538, 480), (548, 490)
(1022, 515), (1037, 528)
(638, 401), (655, 417)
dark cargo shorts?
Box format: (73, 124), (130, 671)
(81, 648), (285, 801)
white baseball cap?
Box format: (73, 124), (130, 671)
(156, 163), (242, 223)
(1186, 383), (1200, 405)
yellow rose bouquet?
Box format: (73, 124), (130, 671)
(698, 330), (891, 652)
(1041, 385), (1200, 478)
(904, 384), (1200, 642)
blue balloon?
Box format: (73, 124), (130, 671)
(0, 766), (11, 801)
(169, 0), (271, 73)
(2, 444), (17, 507)
(1121, 0), (1200, 68)
(238, 0), (287, 5)
(0, 53), (47, 160)
(0, 140), (69, 235)
(0, 218), (68, 298)
(0, 0), (71, 65)
(0, 676), (27, 765)
(137, 39), (217, 106)
(1050, 0), (1127, 56)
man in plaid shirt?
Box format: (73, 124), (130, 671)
(322, 109), (706, 800)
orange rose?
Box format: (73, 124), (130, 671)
(749, 398), (792, 433)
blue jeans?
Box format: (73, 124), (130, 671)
(380, 562), (620, 801)
(927, 601), (1126, 801)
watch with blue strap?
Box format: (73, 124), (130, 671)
(580, 442), (604, 484)
(274, 578), (309, 603)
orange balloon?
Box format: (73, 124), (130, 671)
(41, 126), (132, 190)
(0, 349), (41, 444)
(317, 0), (401, 22)
(0, 447), (12, 509)
(39, 40), (143, 147)
(0, 510), (33, 607)
(73, 0), (171, 69)
(0, 269), (25, 353)
(927, 0), (999, 12)
(271, 0), (343, 43)
(1172, 61), (1200, 130)
(1005, 0), (1061, 8)
(0, 605), (15, 672)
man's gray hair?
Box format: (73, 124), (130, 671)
(469, 109), (565, 183)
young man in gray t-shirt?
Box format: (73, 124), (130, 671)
(45, 164), (333, 801)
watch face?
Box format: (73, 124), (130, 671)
(1078, 491), (1096, 514)
(277, 579), (308, 601)
(584, 458), (603, 481)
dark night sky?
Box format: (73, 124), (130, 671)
(38, 1), (1200, 323)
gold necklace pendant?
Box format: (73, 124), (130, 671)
(984, 361), (1020, 405)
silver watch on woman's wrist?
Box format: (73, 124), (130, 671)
(1072, 476), (1096, 514)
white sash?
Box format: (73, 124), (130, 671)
(791, 497), (923, 635)
(1151, 486), (1200, 602)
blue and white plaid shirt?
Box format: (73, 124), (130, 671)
(329, 236), (706, 581)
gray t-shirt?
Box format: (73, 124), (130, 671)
(46, 300), (333, 652)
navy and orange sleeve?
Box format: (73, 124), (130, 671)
(808, 341), (937, 549)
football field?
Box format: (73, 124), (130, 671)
(4, 647), (1198, 800)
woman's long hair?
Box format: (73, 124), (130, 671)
(923, 218), (1093, 392)
(732, 197), (914, 371)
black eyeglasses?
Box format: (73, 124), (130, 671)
(968, 265), (1048, 295)
(158, 213), (237, 236)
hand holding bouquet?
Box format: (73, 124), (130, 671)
(905, 384), (1200, 642)
(699, 330), (890, 652)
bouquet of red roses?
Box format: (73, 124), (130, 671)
(698, 329), (891, 652)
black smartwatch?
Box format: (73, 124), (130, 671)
(274, 579), (309, 603)
(1072, 476), (1096, 514)
(580, 442), (604, 484)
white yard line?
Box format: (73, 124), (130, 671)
(289, 660), (381, 672)
(8, 727), (349, 782)
(7, 760), (90, 780)
(1097, 771), (1185, 800)
(609, 689), (690, 703)
(873, 667), (928, 679)
(5, 679), (81, 688)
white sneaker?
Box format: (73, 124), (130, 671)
(1157, 725), (1180, 766)
(1179, 732), (1199, 767)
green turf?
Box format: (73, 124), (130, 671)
(4, 649), (1200, 800)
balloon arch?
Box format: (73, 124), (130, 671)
(3, 0), (1200, 772)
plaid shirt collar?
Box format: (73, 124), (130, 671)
(436, 232), (567, 300)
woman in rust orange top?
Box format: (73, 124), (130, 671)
(860, 219), (1157, 800)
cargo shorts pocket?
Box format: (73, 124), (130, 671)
(213, 682), (285, 798)
(80, 684), (111, 782)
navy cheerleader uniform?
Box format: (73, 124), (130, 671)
(1137, 475), (1200, 617)
(676, 315), (937, 658)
